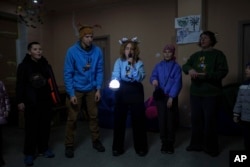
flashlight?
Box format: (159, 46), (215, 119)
(109, 79), (120, 91)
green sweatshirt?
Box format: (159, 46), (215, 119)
(182, 49), (229, 96)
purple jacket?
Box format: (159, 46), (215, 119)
(150, 60), (182, 98)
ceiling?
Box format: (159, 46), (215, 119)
(4, 0), (130, 12)
(46, 0), (127, 11)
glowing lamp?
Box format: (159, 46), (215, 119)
(109, 79), (120, 90)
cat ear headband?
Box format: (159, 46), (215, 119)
(118, 36), (140, 45)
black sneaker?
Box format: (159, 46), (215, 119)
(204, 149), (219, 157)
(65, 146), (74, 158)
(0, 157), (5, 166)
(38, 149), (55, 158)
(93, 140), (105, 152)
(24, 155), (34, 166)
(43, 149), (55, 158)
(112, 150), (124, 156)
(136, 150), (148, 157)
(161, 144), (168, 154)
(166, 144), (174, 154)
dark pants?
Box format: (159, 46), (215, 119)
(156, 96), (178, 146)
(0, 126), (2, 157)
(189, 95), (219, 153)
(241, 121), (250, 152)
(113, 103), (148, 152)
(112, 81), (148, 152)
(24, 103), (52, 155)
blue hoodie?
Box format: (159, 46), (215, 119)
(64, 41), (104, 97)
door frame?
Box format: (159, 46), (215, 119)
(94, 35), (111, 87)
(238, 20), (250, 81)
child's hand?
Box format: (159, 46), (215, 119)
(167, 97), (173, 108)
(152, 80), (158, 87)
(233, 116), (240, 123)
(18, 103), (25, 112)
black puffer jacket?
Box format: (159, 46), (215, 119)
(16, 54), (53, 107)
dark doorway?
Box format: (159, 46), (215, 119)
(0, 12), (18, 91)
(238, 20), (250, 81)
(93, 35), (111, 88)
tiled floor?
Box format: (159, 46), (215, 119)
(2, 121), (244, 167)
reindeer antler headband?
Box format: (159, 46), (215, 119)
(78, 24), (102, 39)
